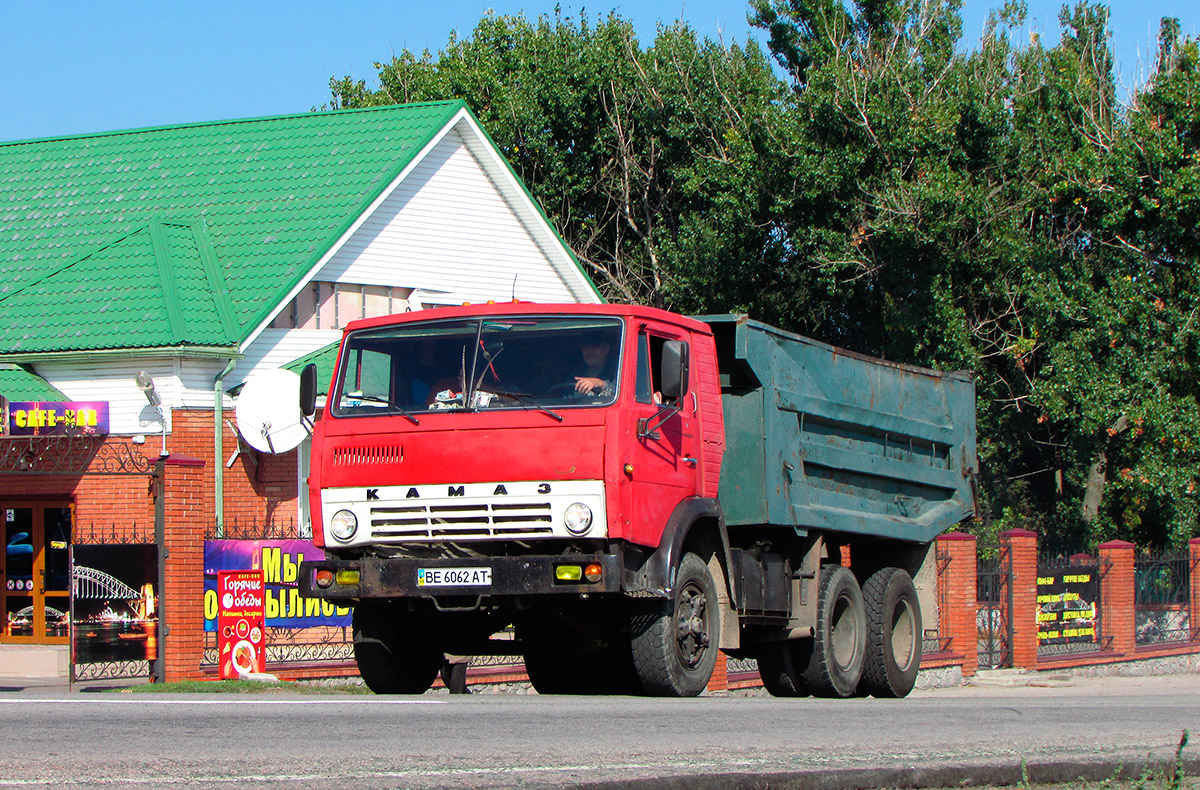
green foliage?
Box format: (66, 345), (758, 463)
(330, 10), (786, 309)
(328, 2), (1200, 550)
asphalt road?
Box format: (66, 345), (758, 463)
(0, 674), (1197, 789)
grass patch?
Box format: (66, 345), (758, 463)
(117, 679), (371, 694)
(871, 731), (1191, 790)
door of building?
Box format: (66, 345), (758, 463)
(2, 502), (72, 644)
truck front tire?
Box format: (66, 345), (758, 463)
(352, 603), (443, 694)
(859, 567), (922, 698)
(630, 552), (719, 697)
(803, 565), (866, 698)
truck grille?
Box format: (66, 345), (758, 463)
(369, 501), (555, 540)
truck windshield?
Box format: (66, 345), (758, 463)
(331, 316), (624, 417)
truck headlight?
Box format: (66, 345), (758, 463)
(563, 503), (592, 535)
(329, 509), (358, 542)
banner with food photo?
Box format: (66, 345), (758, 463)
(203, 540), (350, 631)
(217, 570), (265, 679)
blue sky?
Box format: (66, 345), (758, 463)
(1, 1), (1195, 142)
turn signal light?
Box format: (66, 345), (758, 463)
(584, 564), (602, 582)
(555, 565), (582, 582)
(314, 569), (334, 588)
(336, 570), (361, 586)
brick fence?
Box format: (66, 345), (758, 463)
(154, 451), (1200, 686)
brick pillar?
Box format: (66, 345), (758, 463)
(1098, 540), (1135, 656)
(1190, 539), (1200, 642)
(706, 653), (728, 693)
(1002, 528), (1038, 668)
(936, 531), (978, 677)
(160, 454), (210, 682)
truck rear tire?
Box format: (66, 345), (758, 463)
(859, 567), (922, 698)
(352, 603), (443, 694)
(630, 552), (719, 697)
(802, 565), (866, 698)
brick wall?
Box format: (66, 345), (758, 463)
(1, 409), (306, 682)
(1099, 541), (1135, 654)
(160, 455), (210, 681)
(934, 531), (978, 676)
(170, 410), (301, 528)
(1002, 529), (1039, 669)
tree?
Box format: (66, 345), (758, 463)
(329, 10), (786, 309)
(328, 3), (1200, 549)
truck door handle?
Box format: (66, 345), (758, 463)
(682, 457), (697, 466)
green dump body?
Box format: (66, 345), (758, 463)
(700, 315), (977, 544)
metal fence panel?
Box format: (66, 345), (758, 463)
(1036, 555), (1102, 659)
(977, 544), (1012, 669)
(1135, 552), (1191, 646)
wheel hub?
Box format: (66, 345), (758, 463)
(675, 584), (710, 668)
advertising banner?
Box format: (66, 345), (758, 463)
(203, 540), (350, 631)
(7, 401), (109, 436)
(1036, 568), (1099, 645)
(217, 570), (266, 679)
(72, 545), (158, 665)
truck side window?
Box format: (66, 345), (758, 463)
(343, 348), (392, 409)
(636, 334), (686, 404)
(635, 334), (654, 404)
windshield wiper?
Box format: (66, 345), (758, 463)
(345, 392), (420, 425)
(487, 389), (563, 422)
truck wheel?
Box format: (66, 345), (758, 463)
(859, 567), (922, 698)
(755, 639), (813, 697)
(352, 603), (442, 694)
(630, 552), (720, 697)
(801, 565), (866, 698)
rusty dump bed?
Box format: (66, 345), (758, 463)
(698, 315), (977, 544)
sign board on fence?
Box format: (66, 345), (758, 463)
(1036, 568), (1099, 645)
(216, 570), (266, 679)
(203, 540), (350, 631)
(71, 545), (158, 666)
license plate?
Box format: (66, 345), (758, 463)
(417, 567), (492, 587)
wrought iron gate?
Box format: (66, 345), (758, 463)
(976, 544), (1013, 669)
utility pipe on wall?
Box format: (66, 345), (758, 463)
(213, 358), (237, 538)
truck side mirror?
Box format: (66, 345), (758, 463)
(661, 341), (689, 400)
(299, 363), (318, 418)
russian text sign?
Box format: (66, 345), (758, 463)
(1036, 569), (1099, 645)
(217, 570), (266, 679)
(204, 540), (350, 631)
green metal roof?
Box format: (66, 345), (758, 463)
(0, 101), (465, 354)
(0, 364), (68, 400)
(283, 341), (339, 397)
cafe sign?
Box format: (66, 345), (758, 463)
(6, 401), (109, 436)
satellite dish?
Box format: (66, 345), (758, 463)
(234, 369), (309, 454)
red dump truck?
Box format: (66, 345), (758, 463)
(299, 303), (976, 697)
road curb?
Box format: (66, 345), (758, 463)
(577, 755), (1200, 790)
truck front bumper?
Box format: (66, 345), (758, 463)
(299, 552), (623, 600)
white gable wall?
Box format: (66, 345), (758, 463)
(319, 127), (589, 304)
(231, 122), (599, 389)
